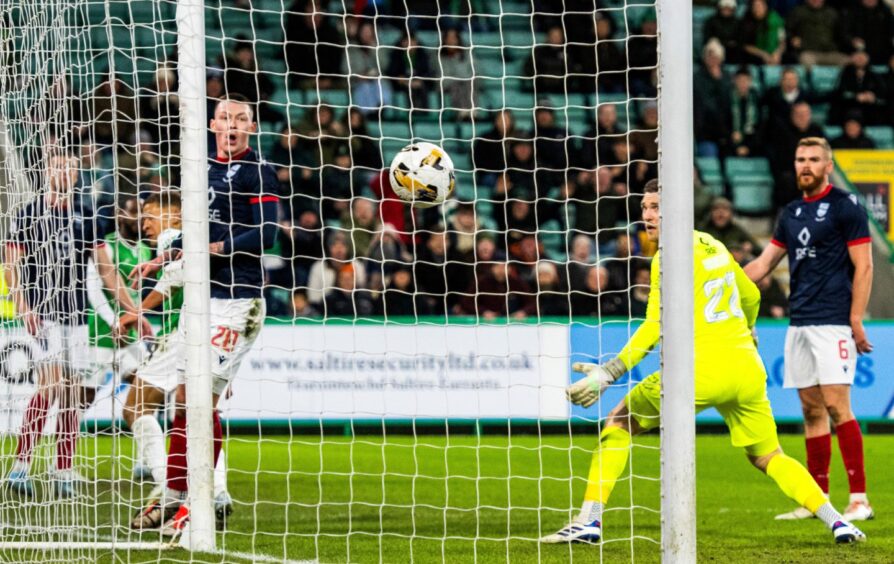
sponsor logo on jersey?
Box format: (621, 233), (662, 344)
(795, 207), (802, 216)
(795, 227), (816, 260)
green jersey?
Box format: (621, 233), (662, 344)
(155, 228), (184, 337)
(88, 234), (152, 348)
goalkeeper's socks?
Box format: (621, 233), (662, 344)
(577, 501), (604, 524)
(132, 415), (166, 485)
(583, 426), (631, 504)
(815, 503), (847, 530)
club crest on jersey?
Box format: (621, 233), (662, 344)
(795, 207), (802, 216)
(816, 202), (829, 221)
(225, 164), (241, 180)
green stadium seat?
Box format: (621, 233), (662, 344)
(731, 178), (774, 215)
(823, 125), (843, 140)
(865, 126), (894, 149)
(761, 65), (807, 89)
(696, 156), (724, 193)
(411, 121), (452, 142)
(500, 14), (532, 31)
(304, 89), (351, 108)
(380, 121), (413, 140)
(810, 66), (840, 93)
(724, 156), (771, 179)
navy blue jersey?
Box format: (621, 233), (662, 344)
(7, 194), (100, 325)
(207, 148), (279, 299)
(771, 185), (870, 326)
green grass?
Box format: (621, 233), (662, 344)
(1, 433), (891, 563)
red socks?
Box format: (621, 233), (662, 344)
(16, 393), (50, 463)
(55, 404), (80, 471)
(805, 434), (831, 494)
(166, 412), (224, 493)
(166, 414), (189, 492)
(836, 419), (866, 495)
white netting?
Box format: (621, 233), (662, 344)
(0, 0), (660, 561)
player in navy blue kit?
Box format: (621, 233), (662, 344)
(125, 94), (279, 536)
(746, 137), (874, 522)
(4, 152), (144, 497)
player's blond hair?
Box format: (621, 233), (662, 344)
(797, 137), (832, 160)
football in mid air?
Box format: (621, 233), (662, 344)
(388, 142), (455, 208)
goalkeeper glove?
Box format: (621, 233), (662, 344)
(566, 358), (627, 408)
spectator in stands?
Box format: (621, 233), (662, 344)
(291, 290), (318, 318)
(579, 103), (625, 169)
(729, 67), (763, 156)
(447, 202), (479, 262)
(526, 26), (569, 94)
(91, 74), (137, 149)
(840, 0), (893, 64)
(473, 110), (517, 186)
(534, 261), (570, 319)
(533, 101), (569, 176)
(342, 107), (382, 172)
(378, 265), (430, 318)
(414, 229), (450, 314)
(224, 40), (274, 103)
(594, 13), (627, 93)
(563, 167), (621, 251)
(437, 28), (476, 120)
(740, 0), (787, 65)
(693, 39), (732, 157)
(761, 66), (815, 128)
(629, 266), (651, 318)
(769, 101), (824, 206)
(306, 231), (367, 307)
(295, 103), (343, 168)
(830, 50), (886, 125)
(505, 136), (539, 196)
(386, 30), (433, 111)
(457, 261), (534, 320)
(627, 14), (658, 96)
(785, 0), (847, 66)
(509, 234), (545, 289)
(277, 208), (324, 289)
(567, 234), (594, 291)
(320, 143), (355, 221)
(756, 274), (789, 318)
(831, 114), (877, 149)
(605, 232), (648, 291)
(342, 198), (378, 259)
(703, 0), (742, 63)
(345, 20), (393, 114)
(139, 66), (180, 167)
(286, 0), (345, 89)
(324, 265), (374, 319)
(628, 101), (659, 162)
(270, 126), (308, 190)
(366, 222), (412, 290)
(571, 265), (626, 317)
(698, 197), (761, 261)
(493, 175), (539, 251)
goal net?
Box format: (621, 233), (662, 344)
(0, 0), (666, 561)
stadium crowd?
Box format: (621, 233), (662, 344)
(48, 0), (886, 321)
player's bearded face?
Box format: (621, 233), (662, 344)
(211, 100), (256, 156)
(794, 146), (831, 193)
(641, 192), (660, 242)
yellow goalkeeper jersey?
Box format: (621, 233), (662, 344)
(618, 231), (760, 370)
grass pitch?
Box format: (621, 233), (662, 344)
(1, 433), (890, 563)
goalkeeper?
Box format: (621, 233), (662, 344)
(540, 179), (865, 545)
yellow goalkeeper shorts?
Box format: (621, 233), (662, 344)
(624, 349), (779, 456)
